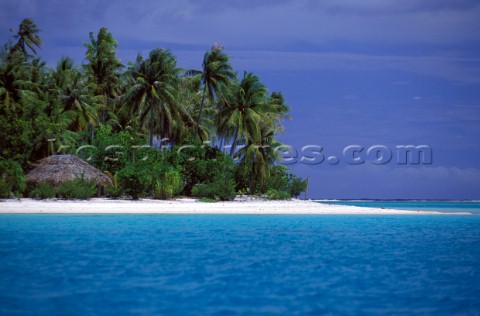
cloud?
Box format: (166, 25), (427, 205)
(3, 0), (480, 48)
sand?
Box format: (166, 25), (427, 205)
(0, 198), (465, 214)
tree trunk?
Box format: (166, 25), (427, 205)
(230, 126), (239, 157)
(249, 151), (256, 195)
(196, 84), (207, 141)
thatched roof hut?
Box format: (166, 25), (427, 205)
(26, 155), (112, 186)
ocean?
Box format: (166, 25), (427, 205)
(0, 213), (479, 315)
(317, 200), (480, 214)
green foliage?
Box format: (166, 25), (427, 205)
(199, 197), (218, 203)
(265, 188), (291, 200)
(1, 19), (292, 200)
(264, 165), (290, 192)
(104, 171), (122, 199)
(11, 18), (42, 57)
(154, 168), (183, 200)
(264, 166), (308, 198)
(116, 164), (151, 200)
(115, 148), (185, 200)
(192, 175), (236, 201)
(288, 175), (308, 198)
(84, 27), (122, 124)
(105, 185), (123, 199)
(0, 178), (9, 198)
(0, 159), (26, 197)
(180, 146), (235, 195)
(57, 175), (97, 200)
(88, 124), (144, 173)
(29, 182), (56, 199)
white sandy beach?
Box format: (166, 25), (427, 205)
(0, 198), (465, 214)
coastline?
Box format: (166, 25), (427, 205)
(0, 198), (469, 215)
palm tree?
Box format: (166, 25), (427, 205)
(235, 116), (285, 194)
(195, 44), (235, 140)
(11, 18), (42, 57)
(216, 72), (271, 157)
(125, 49), (185, 146)
(84, 28), (122, 124)
(0, 45), (27, 110)
(60, 70), (99, 135)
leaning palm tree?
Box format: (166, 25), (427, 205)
(194, 44), (235, 140)
(10, 18), (42, 57)
(124, 48), (182, 146)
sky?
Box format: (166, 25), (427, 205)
(1, 0), (480, 199)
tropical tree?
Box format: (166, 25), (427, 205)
(60, 70), (99, 136)
(125, 48), (186, 146)
(10, 18), (42, 57)
(195, 44), (235, 140)
(235, 127), (283, 194)
(216, 71), (271, 157)
(0, 46), (27, 110)
(84, 27), (122, 124)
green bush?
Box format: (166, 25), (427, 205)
(288, 176), (308, 198)
(265, 166), (290, 192)
(153, 168), (183, 200)
(192, 175), (236, 201)
(104, 171), (123, 199)
(116, 163), (153, 200)
(0, 178), (10, 198)
(0, 159), (26, 197)
(105, 185), (123, 199)
(30, 182), (56, 199)
(265, 189), (291, 200)
(57, 175), (97, 200)
(180, 147), (235, 195)
(263, 166), (308, 198)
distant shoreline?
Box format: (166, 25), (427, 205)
(0, 198), (470, 215)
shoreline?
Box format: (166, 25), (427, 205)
(0, 198), (471, 215)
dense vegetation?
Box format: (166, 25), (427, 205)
(0, 18), (307, 200)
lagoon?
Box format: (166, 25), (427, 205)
(0, 214), (479, 315)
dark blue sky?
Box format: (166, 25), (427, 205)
(2, 0), (479, 199)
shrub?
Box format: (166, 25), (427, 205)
(57, 175), (97, 200)
(0, 159), (26, 197)
(116, 164), (152, 200)
(153, 168), (183, 200)
(288, 176), (308, 198)
(265, 189), (291, 200)
(180, 147), (235, 195)
(30, 182), (56, 199)
(264, 166), (290, 192)
(0, 178), (10, 198)
(192, 175), (236, 201)
(104, 171), (123, 199)
(105, 185), (123, 199)
(264, 166), (308, 198)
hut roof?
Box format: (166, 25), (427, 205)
(26, 155), (112, 186)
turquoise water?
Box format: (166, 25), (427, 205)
(0, 214), (480, 315)
(317, 200), (480, 214)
